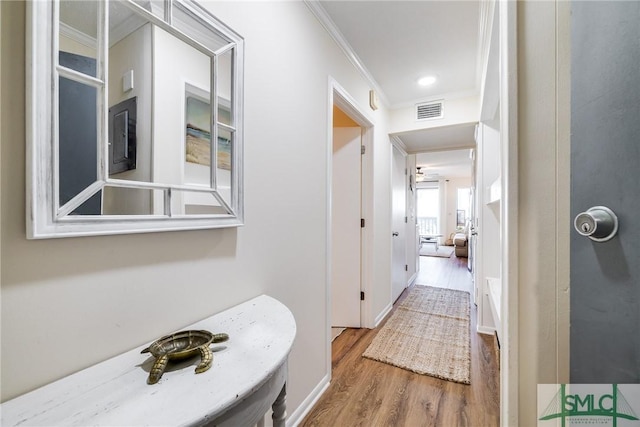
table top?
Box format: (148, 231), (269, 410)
(1, 295), (296, 427)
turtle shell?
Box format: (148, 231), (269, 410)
(141, 330), (229, 384)
(141, 330), (226, 360)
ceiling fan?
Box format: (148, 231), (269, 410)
(416, 167), (442, 182)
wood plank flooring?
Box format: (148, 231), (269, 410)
(300, 254), (499, 427)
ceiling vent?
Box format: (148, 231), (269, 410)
(416, 100), (444, 121)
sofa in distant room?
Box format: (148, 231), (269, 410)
(454, 232), (468, 257)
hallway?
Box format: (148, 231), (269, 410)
(415, 252), (473, 293)
(301, 254), (499, 426)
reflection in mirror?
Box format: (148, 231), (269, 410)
(217, 48), (235, 207)
(70, 186), (164, 216)
(58, 0), (98, 76)
(109, 97), (137, 175)
(218, 48), (234, 115)
(153, 26), (211, 189)
(216, 125), (232, 205)
(132, 0), (165, 19)
(107, 0), (152, 190)
(172, 1), (230, 52)
(27, 0), (244, 238)
(175, 190), (228, 216)
(184, 85), (212, 187)
(69, 192), (103, 216)
(58, 64), (98, 210)
(102, 186), (164, 215)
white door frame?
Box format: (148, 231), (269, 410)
(326, 77), (375, 375)
(500, 0), (518, 425)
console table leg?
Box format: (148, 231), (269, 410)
(272, 384), (287, 427)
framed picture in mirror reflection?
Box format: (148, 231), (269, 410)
(185, 89), (231, 170)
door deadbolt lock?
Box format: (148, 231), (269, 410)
(574, 206), (618, 242)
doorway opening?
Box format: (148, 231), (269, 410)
(326, 79), (375, 379)
(416, 185), (440, 236)
(331, 105), (362, 330)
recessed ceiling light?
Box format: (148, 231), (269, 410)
(418, 76), (436, 86)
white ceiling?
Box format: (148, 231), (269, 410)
(416, 149), (473, 179)
(319, 0), (480, 108)
(317, 0), (480, 178)
(394, 123), (476, 153)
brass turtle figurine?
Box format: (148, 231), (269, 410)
(141, 329), (229, 384)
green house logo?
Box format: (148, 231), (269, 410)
(539, 384), (639, 427)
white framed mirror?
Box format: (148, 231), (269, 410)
(27, 0), (244, 238)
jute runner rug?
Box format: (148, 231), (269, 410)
(363, 285), (471, 384)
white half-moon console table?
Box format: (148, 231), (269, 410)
(1, 295), (296, 427)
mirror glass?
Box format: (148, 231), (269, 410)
(29, 0), (244, 237)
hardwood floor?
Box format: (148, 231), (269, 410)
(300, 254), (500, 427)
(414, 253), (472, 293)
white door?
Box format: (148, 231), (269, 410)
(331, 127), (361, 327)
(391, 145), (407, 302)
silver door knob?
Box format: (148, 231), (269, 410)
(574, 206), (618, 242)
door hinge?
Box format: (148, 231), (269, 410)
(405, 168), (408, 175)
(361, 145), (365, 155)
(405, 264), (408, 271)
(360, 291), (365, 301)
(361, 218), (365, 228)
(404, 216), (408, 223)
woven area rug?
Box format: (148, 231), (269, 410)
(363, 285), (471, 384)
(419, 244), (454, 258)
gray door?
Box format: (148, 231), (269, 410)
(570, 1), (640, 382)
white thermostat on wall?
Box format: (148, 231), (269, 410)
(369, 89), (379, 111)
(123, 70), (134, 93)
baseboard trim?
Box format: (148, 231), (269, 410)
(477, 325), (496, 335)
(374, 302), (393, 327)
(407, 272), (417, 286)
(287, 373), (330, 427)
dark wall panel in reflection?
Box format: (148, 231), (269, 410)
(59, 51), (101, 214)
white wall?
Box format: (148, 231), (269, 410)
(0, 3), (393, 424)
(480, 118), (500, 279)
(474, 117), (500, 332)
(389, 95), (479, 134)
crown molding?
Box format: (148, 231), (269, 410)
(59, 22), (97, 50)
(304, 0), (389, 108)
(390, 135), (408, 155)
